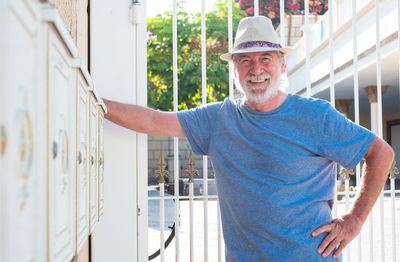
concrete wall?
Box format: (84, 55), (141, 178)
(276, 14), (320, 46)
(54, 0), (89, 66)
(54, 0), (77, 42)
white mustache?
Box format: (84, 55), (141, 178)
(246, 74), (271, 83)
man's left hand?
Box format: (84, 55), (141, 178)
(312, 214), (363, 259)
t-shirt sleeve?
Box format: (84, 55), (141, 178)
(177, 104), (218, 156)
(319, 104), (376, 169)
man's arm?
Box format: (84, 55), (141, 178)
(103, 99), (186, 138)
(312, 136), (394, 259)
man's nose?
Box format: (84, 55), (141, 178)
(249, 62), (265, 75)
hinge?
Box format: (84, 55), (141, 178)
(137, 207), (141, 216)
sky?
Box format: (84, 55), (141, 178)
(146, 0), (218, 18)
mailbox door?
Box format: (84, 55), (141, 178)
(89, 94), (99, 232)
(98, 109), (105, 220)
(47, 23), (76, 262)
(76, 72), (90, 252)
(2, 1), (45, 261)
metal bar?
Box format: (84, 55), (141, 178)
(217, 200), (223, 262)
(173, 0), (178, 114)
(254, 0), (259, 16)
(351, 0), (362, 259)
(375, 0), (383, 140)
(201, 0), (207, 108)
(328, 0), (335, 107)
(399, 0), (400, 113)
(160, 183), (165, 262)
(369, 209), (374, 262)
(374, 1), (385, 261)
(172, 1), (180, 261)
(356, 171), (362, 261)
(149, 191), (400, 200)
(390, 178), (397, 262)
(344, 179), (350, 260)
(203, 157), (209, 262)
(280, 0), (285, 46)
(228, 0), (233, 99)
(189, 182), (194, 262)
(333, 176), (338, 219)
(149, 195), (218, 200)
(174, 138), (180, 262)
(201, 3), (209, 261)
(304, 0), (311, 98)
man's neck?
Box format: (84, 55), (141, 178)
(244, 90), (288, 112)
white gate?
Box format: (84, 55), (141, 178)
(143, 0), (400, 261)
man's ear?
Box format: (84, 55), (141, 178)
(281, 59), (286, 74)
(232, 63), (238, 78)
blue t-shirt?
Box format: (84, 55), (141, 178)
(177, 94), (375, 262)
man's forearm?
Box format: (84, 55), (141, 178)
(103, 99), (185, 137)
(348, 137), (394, 224)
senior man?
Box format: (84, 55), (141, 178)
(104, 16), (394, 261)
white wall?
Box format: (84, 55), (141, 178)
(90, 0), (147, 261)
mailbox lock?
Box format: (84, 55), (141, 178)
(78, 152), (82, 165)
(91, 155), (94, 166)
(52, 141), (58, 159)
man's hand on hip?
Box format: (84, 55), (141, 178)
(312, 214), (362, 259)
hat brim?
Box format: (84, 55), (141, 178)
(220, 46), (293, 62)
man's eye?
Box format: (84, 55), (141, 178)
(240, 59), (250, 64)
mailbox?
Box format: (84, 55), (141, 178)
(73, 58), (92, 253)
(89, 91), (99, 233)
(97, 95), (107, 220)
(1, 1), (45, 262)
(42, 6), (78, 262)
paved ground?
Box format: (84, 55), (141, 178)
(148, 190), (400, 262)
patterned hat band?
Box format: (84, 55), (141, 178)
(233, 41), (282, 52)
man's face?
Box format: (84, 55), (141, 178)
(234, 51), (286, 104)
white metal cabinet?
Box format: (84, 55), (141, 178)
(89, 92), (99, 232)
(1, 1), (46, 261)
(73, 58), (92, 253)
(42, 6), (78, 262)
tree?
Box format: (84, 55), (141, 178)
(147, 0), (246, 111)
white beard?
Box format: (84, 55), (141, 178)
(236, 73), (281, 105)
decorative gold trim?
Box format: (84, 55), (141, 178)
(0, 125), (7, 157)
(59, 130), (69, 194)
(389, 160), (399, 180)
(184, 150), (199, 183)
(153, 150), (169, 184)
(17, 111), (34, 212)
(340, 168), (354, 180)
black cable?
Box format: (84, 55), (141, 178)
(148, 223), (176, 261)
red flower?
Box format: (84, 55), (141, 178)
(246, 7), (254, 15)
(239, 0), (245, 9)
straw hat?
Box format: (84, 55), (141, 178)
(220, 16), (293, 62)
